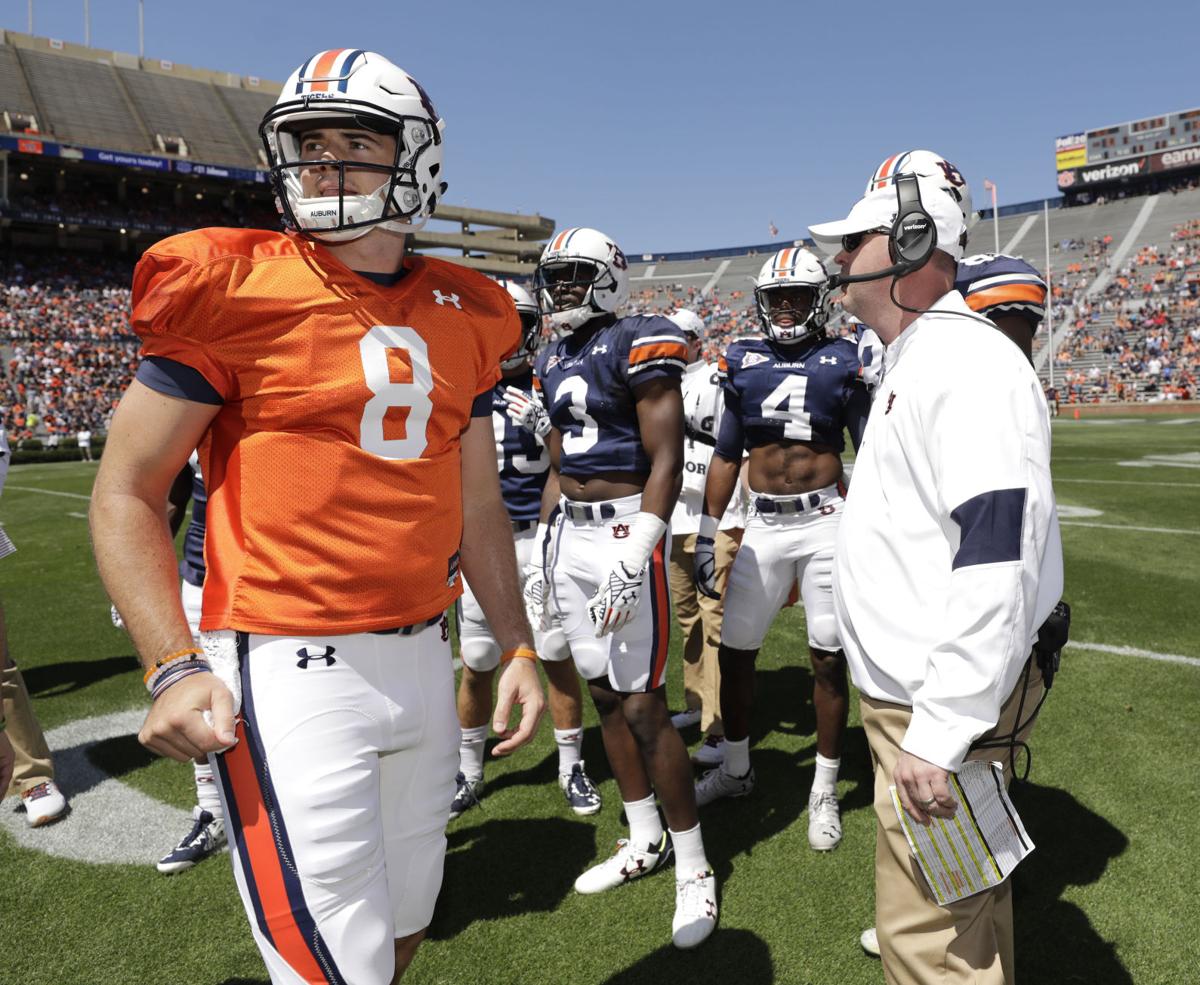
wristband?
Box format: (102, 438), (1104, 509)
(149, 660), (212, 700)
(697, 513), (719, 542)
(142, 646), (205, 687)
(500, 645), (538, 664)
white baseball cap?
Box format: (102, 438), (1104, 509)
(666, 309), (706, 337)
(808, 174), (968, 262)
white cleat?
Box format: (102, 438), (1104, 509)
(807, 790), (843, 851)
(21, 781), (67, 827)
(694, 765), (755, 807)
(690, 735), (726, 767)
(671, 708), (702, 729)
(860, 926), (880, 957)
(672, 867), (718, 949)
(574, 832), (673, 894)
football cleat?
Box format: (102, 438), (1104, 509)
(673, 867), (719, 949)
(860, 926), (881, 957)
(691, 735), (726, 767)
(670, 708), (701, 730)
(448, 772), (484, 821)
(694, 765), (755, 807)
(559, 761), (602, 816)
(574, 832), (673, 895)
(807, 791), (843, 851)
(157, 807), (226, 873)
(20, 781), (67, 827)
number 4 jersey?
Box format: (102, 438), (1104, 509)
(131, 227), (519, 635)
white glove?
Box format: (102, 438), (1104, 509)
(503, 385), (551, 438)
(523, 562), (549, 632)
(694, 515), (720, 600)
(587, 560), (646, 638)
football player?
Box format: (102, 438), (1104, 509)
(451, 281), (601, 820)
(692, 247), (870, 854)
(91, 50), (544, 985)
(663, 309), (744, 766)
(523, 227), (717, 949)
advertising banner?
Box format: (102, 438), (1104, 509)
(1055, 133), (1087, 171)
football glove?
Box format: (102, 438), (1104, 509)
(110, 604), (125, 631)
(587, 560), (646, 637)
(523, 562), (549, 632)
(503, 385), (552, 438)
(694, 535), (720, 600)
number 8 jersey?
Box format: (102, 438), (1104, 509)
(131, 227), (518, 636)
(534, 315), (689, 476)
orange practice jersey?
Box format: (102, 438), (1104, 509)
(132, 228), (519, 635)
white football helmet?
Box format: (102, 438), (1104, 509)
(754, 247), (831, 345)
(534, 227), (630, 334)
(666, 309), (706, 337)
(260, 49), (446, 242)
(865, 150), (978, 231)
(498, 280), (540, 371)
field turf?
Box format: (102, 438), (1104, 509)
(2, 416), (1198, 985)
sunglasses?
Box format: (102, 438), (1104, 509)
(841, 229), (885, 253)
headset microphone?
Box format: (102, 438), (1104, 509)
(831, 261), (912, 287)
(831, 173), (937, 288)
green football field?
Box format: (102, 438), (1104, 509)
(2, 416), (1198, 985)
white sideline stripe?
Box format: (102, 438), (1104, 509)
(1068, 641), (1200, 668)
(1060, 520), (1199, 536)
(1002, 214), (1038, 255)
(701, 259), (731, 297)
(1055, 478), (1200, 488)
(6, 485), (91, 500)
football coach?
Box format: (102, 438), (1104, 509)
(808, 168), (1063, 985)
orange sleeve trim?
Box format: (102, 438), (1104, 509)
(966, 284), (1046, 310)
(629, 342), (688, 365)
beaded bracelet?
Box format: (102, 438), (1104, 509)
(142, 646), (205, 687)
(500, 645), (538, 664)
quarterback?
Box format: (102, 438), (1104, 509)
(91, 50), (544, 985)
(524, 227), (717, 948)
(692, 246), (869, 853)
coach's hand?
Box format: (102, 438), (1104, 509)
(894, 750), (958, 825)
(492, 656), (546, 756)
(140, 672), (237, 762)
(693, 534), (720, 600)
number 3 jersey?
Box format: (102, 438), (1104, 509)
(715, 335), (869, 459)
(533, 316), (689, 477)
(131, 227), (519, 635)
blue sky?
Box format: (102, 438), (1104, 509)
(4, 0), (1199, 252)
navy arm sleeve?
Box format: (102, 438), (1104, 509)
(471, 390), (493, 417)
(714, 387), (745, 461)
(135, 356), (224, 405)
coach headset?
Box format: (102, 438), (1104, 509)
(832, 172), (998, 326)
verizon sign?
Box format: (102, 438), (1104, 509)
(1076, 158), (1148, 184)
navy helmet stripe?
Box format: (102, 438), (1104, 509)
(294, 53), (317, 93)
(336, 50), (365, 92)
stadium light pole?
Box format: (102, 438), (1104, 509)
(984, 178), (1000, 254)
(138, 0), (144, 58)
(84, 0), (90, 46)
(1045, 198), (1054, 390)
(28, 0), (33, 33)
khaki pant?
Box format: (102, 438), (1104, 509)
(3, 660), (55, 797)
(667, 529), (741, 736)
(861, 659), (1045, 985)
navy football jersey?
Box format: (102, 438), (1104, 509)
(535, 316), (688, 477)
(715, 335), (869, 458)
(493, 367), (549, 521)
(956, 253), (1047, 327)
(179, 463), (206, 588)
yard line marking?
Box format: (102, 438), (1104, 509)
(1068, 641), (1200, 669)
(1054, 478), (1200, 488)
(67, 512), (88, 519)
(6, 485), (91, 500)
(1060, 521), (1199, 536)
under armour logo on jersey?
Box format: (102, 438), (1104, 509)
(296, 646), (336, 669)
(433, 290), (462, 308)
(593, 344), (609, 355)
(612, 523), (631, 539)
(819, 356), (838, 365)
(885, 391), (897, 414)
(741, 352), (769, 369)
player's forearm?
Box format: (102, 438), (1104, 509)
(90, 490), (195, 668)
(460, 495), (535, 652)
(639, 459), (682, 522)
(701, 453), (740, 519)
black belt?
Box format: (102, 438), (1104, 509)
(562, 501), (617, 522)
(685, 423), (717, 448)
(511, 518), (537, 532)
(370, 615), (444, 636)
(754, 492), (823, 515)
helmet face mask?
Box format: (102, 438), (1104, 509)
(534, 229), (630, 335)
(261, 51), (446, 243)
(754, 248), (830, 345)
